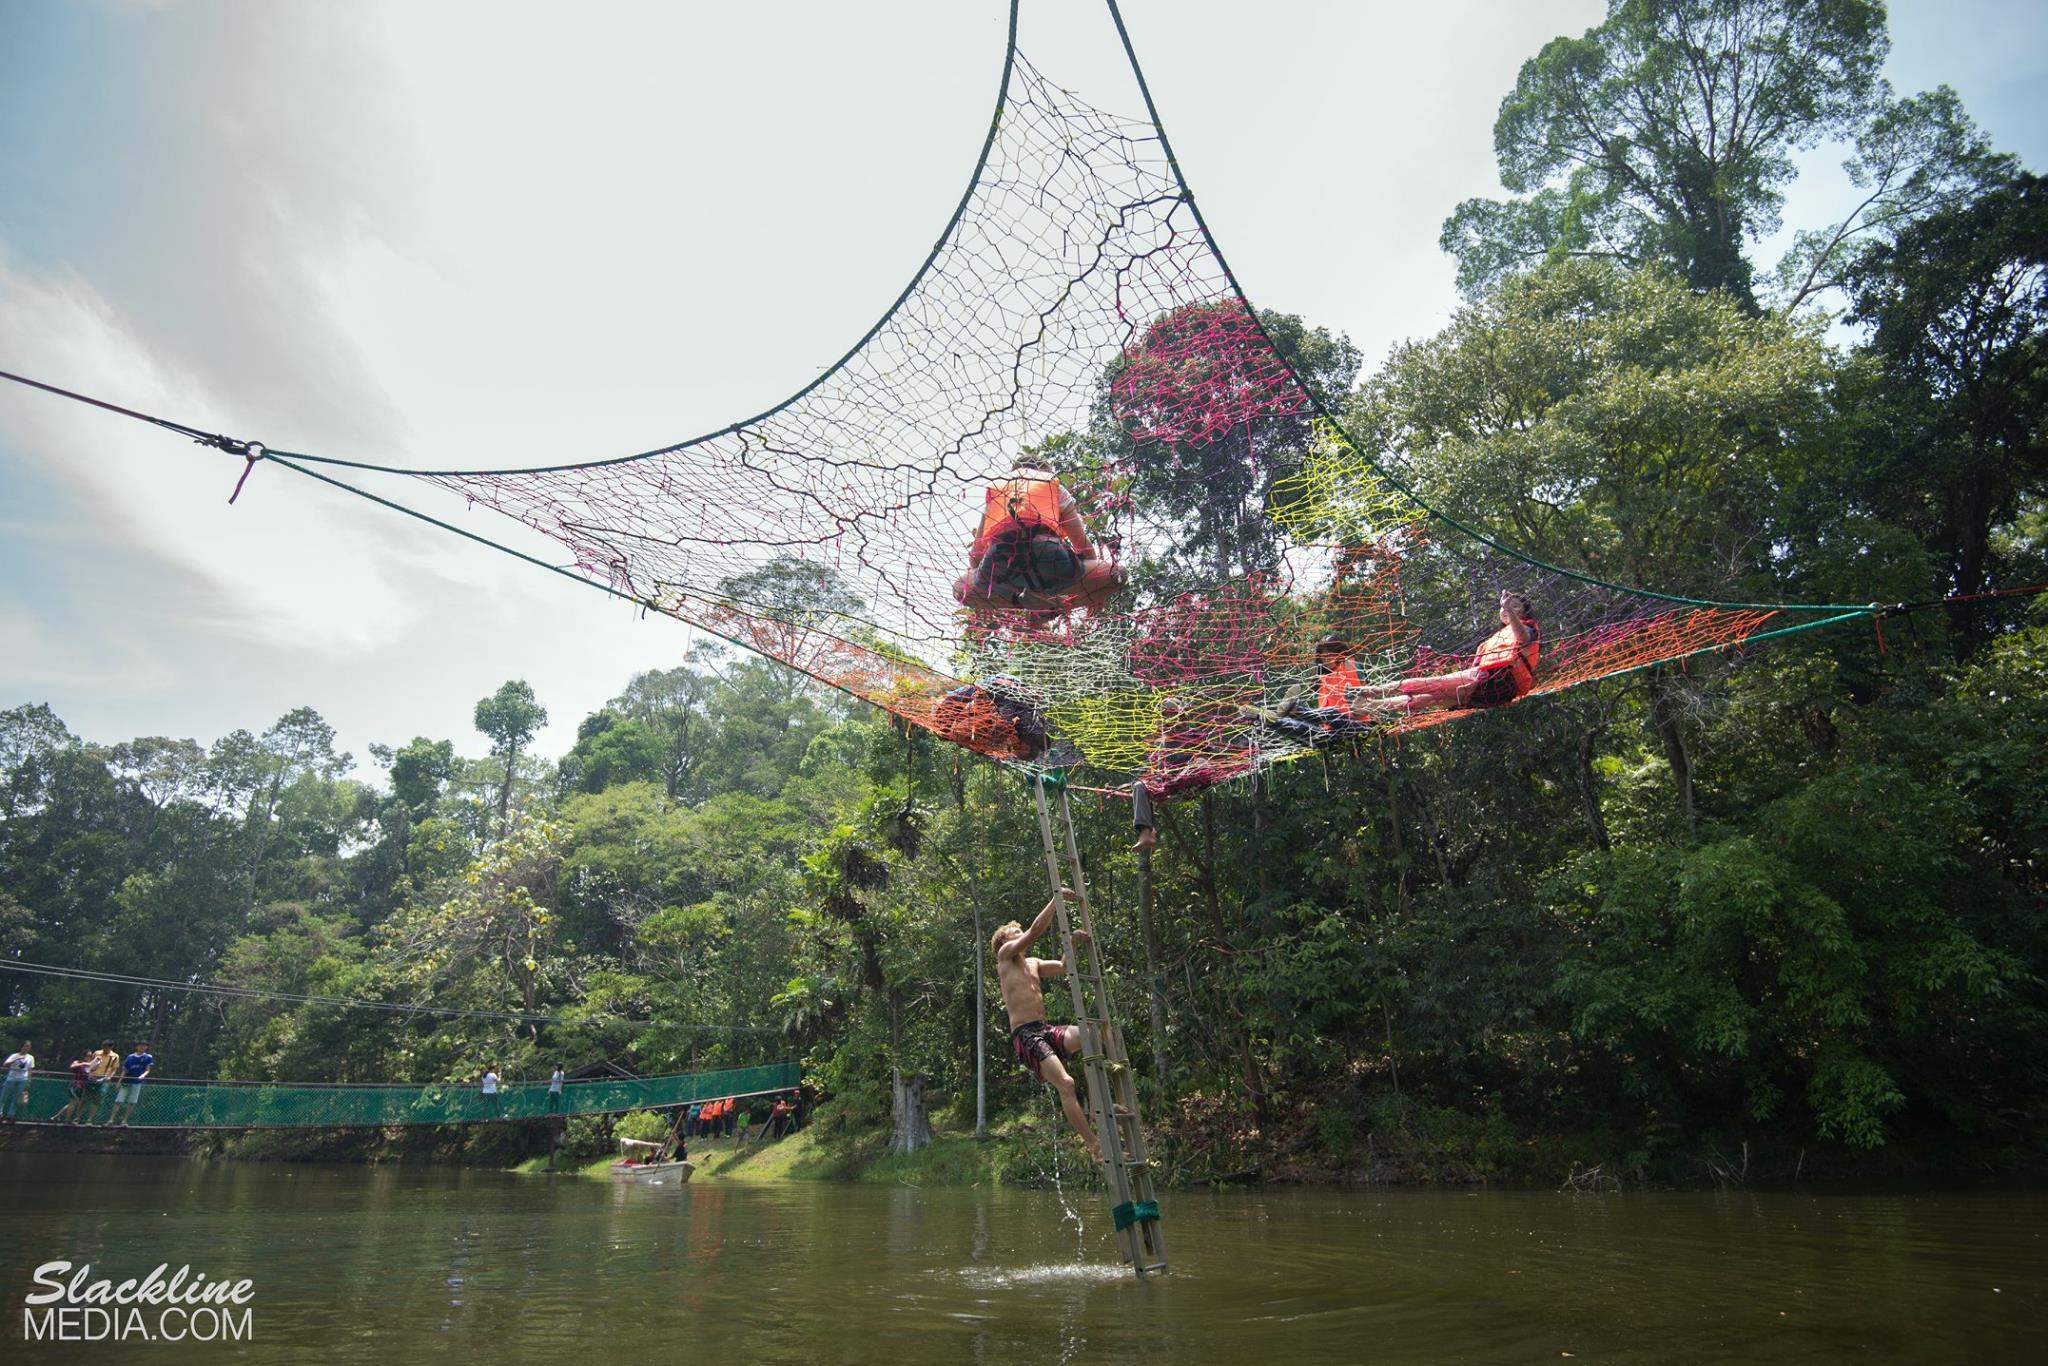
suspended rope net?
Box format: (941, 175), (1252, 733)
(2, 1062), (797, 1130)
(4, 1), (1890, 799)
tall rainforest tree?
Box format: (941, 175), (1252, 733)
(1847, 173), (2048, 648)
(1099, 304), (1359, 591)
(474, 680), (547, 834)
(1442, 0), (2000, 312)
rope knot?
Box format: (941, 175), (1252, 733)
(221, 439), (268, 504)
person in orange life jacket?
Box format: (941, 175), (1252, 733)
(1351, 591), (1540, 715)
(953, 453), (1122, 614)
(1243, 635), (1376, 746)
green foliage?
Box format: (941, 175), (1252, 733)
(1099, 304), (1360, 588)
(371, 737), (455, 815)
(557, 1114), (614, 1159)
(1847, 173), (2048, 635)
(1355, 259), (1836, 596)
(613, 1109), (672, 1144)
(474, 681), (546, 760)
(1447, 0), (2015, 322)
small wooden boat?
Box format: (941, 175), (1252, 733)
(608, 1137), (694, 1183)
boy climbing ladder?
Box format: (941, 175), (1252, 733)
(1022, 775), (1168, 1276)
(992, 890), (1101, 1161)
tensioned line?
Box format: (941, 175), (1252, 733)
(0, 959), (779, 1033)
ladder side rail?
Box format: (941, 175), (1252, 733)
(1058, 786), (1168, 1273)
(1030, 783), (1123, 1172)
(1031, 780), (1145, 1269)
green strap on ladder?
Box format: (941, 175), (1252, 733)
(1112, 1199), (1161, 1231)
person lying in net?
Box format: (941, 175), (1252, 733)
(993, 890), (1103, 1163)
(954, 452), (1122, 616)
(1129, 697), (1258, 851)
(1243, 634), (1378, 746)
(1351, 591), (1540, 716)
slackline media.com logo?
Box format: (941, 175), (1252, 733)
(21, 1261), (254, 1344)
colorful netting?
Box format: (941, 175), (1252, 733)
(8, 1062), (797, 1129)
(262, 1), (1871, 798)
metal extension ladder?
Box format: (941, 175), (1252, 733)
(1030, 774), (1168, 1276)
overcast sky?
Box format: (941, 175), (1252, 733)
(4, 0), (2045, 773)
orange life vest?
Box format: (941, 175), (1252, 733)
(973, 473), (1067, 558)
(1317, 658), (1360, 711)
(1473, 619), (1540, 693)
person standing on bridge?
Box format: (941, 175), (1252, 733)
(480, 1065), (503, 1119)
(109, 1042), (153, 1125)
(86, 1041), (121, 1122)
(993, 891), (1103, 1164)
(1, 1042), (34, 1121)
(547, 1064), (566, 1114)
(54, 1051), (97, 1124)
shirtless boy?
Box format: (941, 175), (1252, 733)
(993, 890), (1101, 1162)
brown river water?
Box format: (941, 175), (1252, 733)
(0, 1153), (2041, 1363)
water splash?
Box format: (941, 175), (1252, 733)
(960, 1262), (1128, 1291)
(1041, 1093), (1088, 1260)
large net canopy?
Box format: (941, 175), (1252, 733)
(268, 1), (1870, 798)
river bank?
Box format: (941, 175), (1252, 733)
(509, 1115), (1065, 1187)
(501, 1091), (2048, 1193)
(6, 1093), (2041, 1192)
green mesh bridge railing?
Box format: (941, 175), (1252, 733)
(3, 1063), (799, 1130)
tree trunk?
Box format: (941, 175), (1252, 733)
(1136, 843), (1171, 1101)
(1250, 776), (1271, 901)
(891, 1073), (933, 1154)
(887, 990), (931, 1154)
(497, 749), (518, 835)
(1645, 672), (1696, 836)
(966, 855), (988, 1139)
(1199, 791), (1223, 935)
(954, 775), (988, 1136)
(1382, 757), (1409, 909)
(1948, 451), (1997, 657)
(1577, 724), (1612, 853)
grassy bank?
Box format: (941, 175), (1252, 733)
(508, 1109), (1084, 1188)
